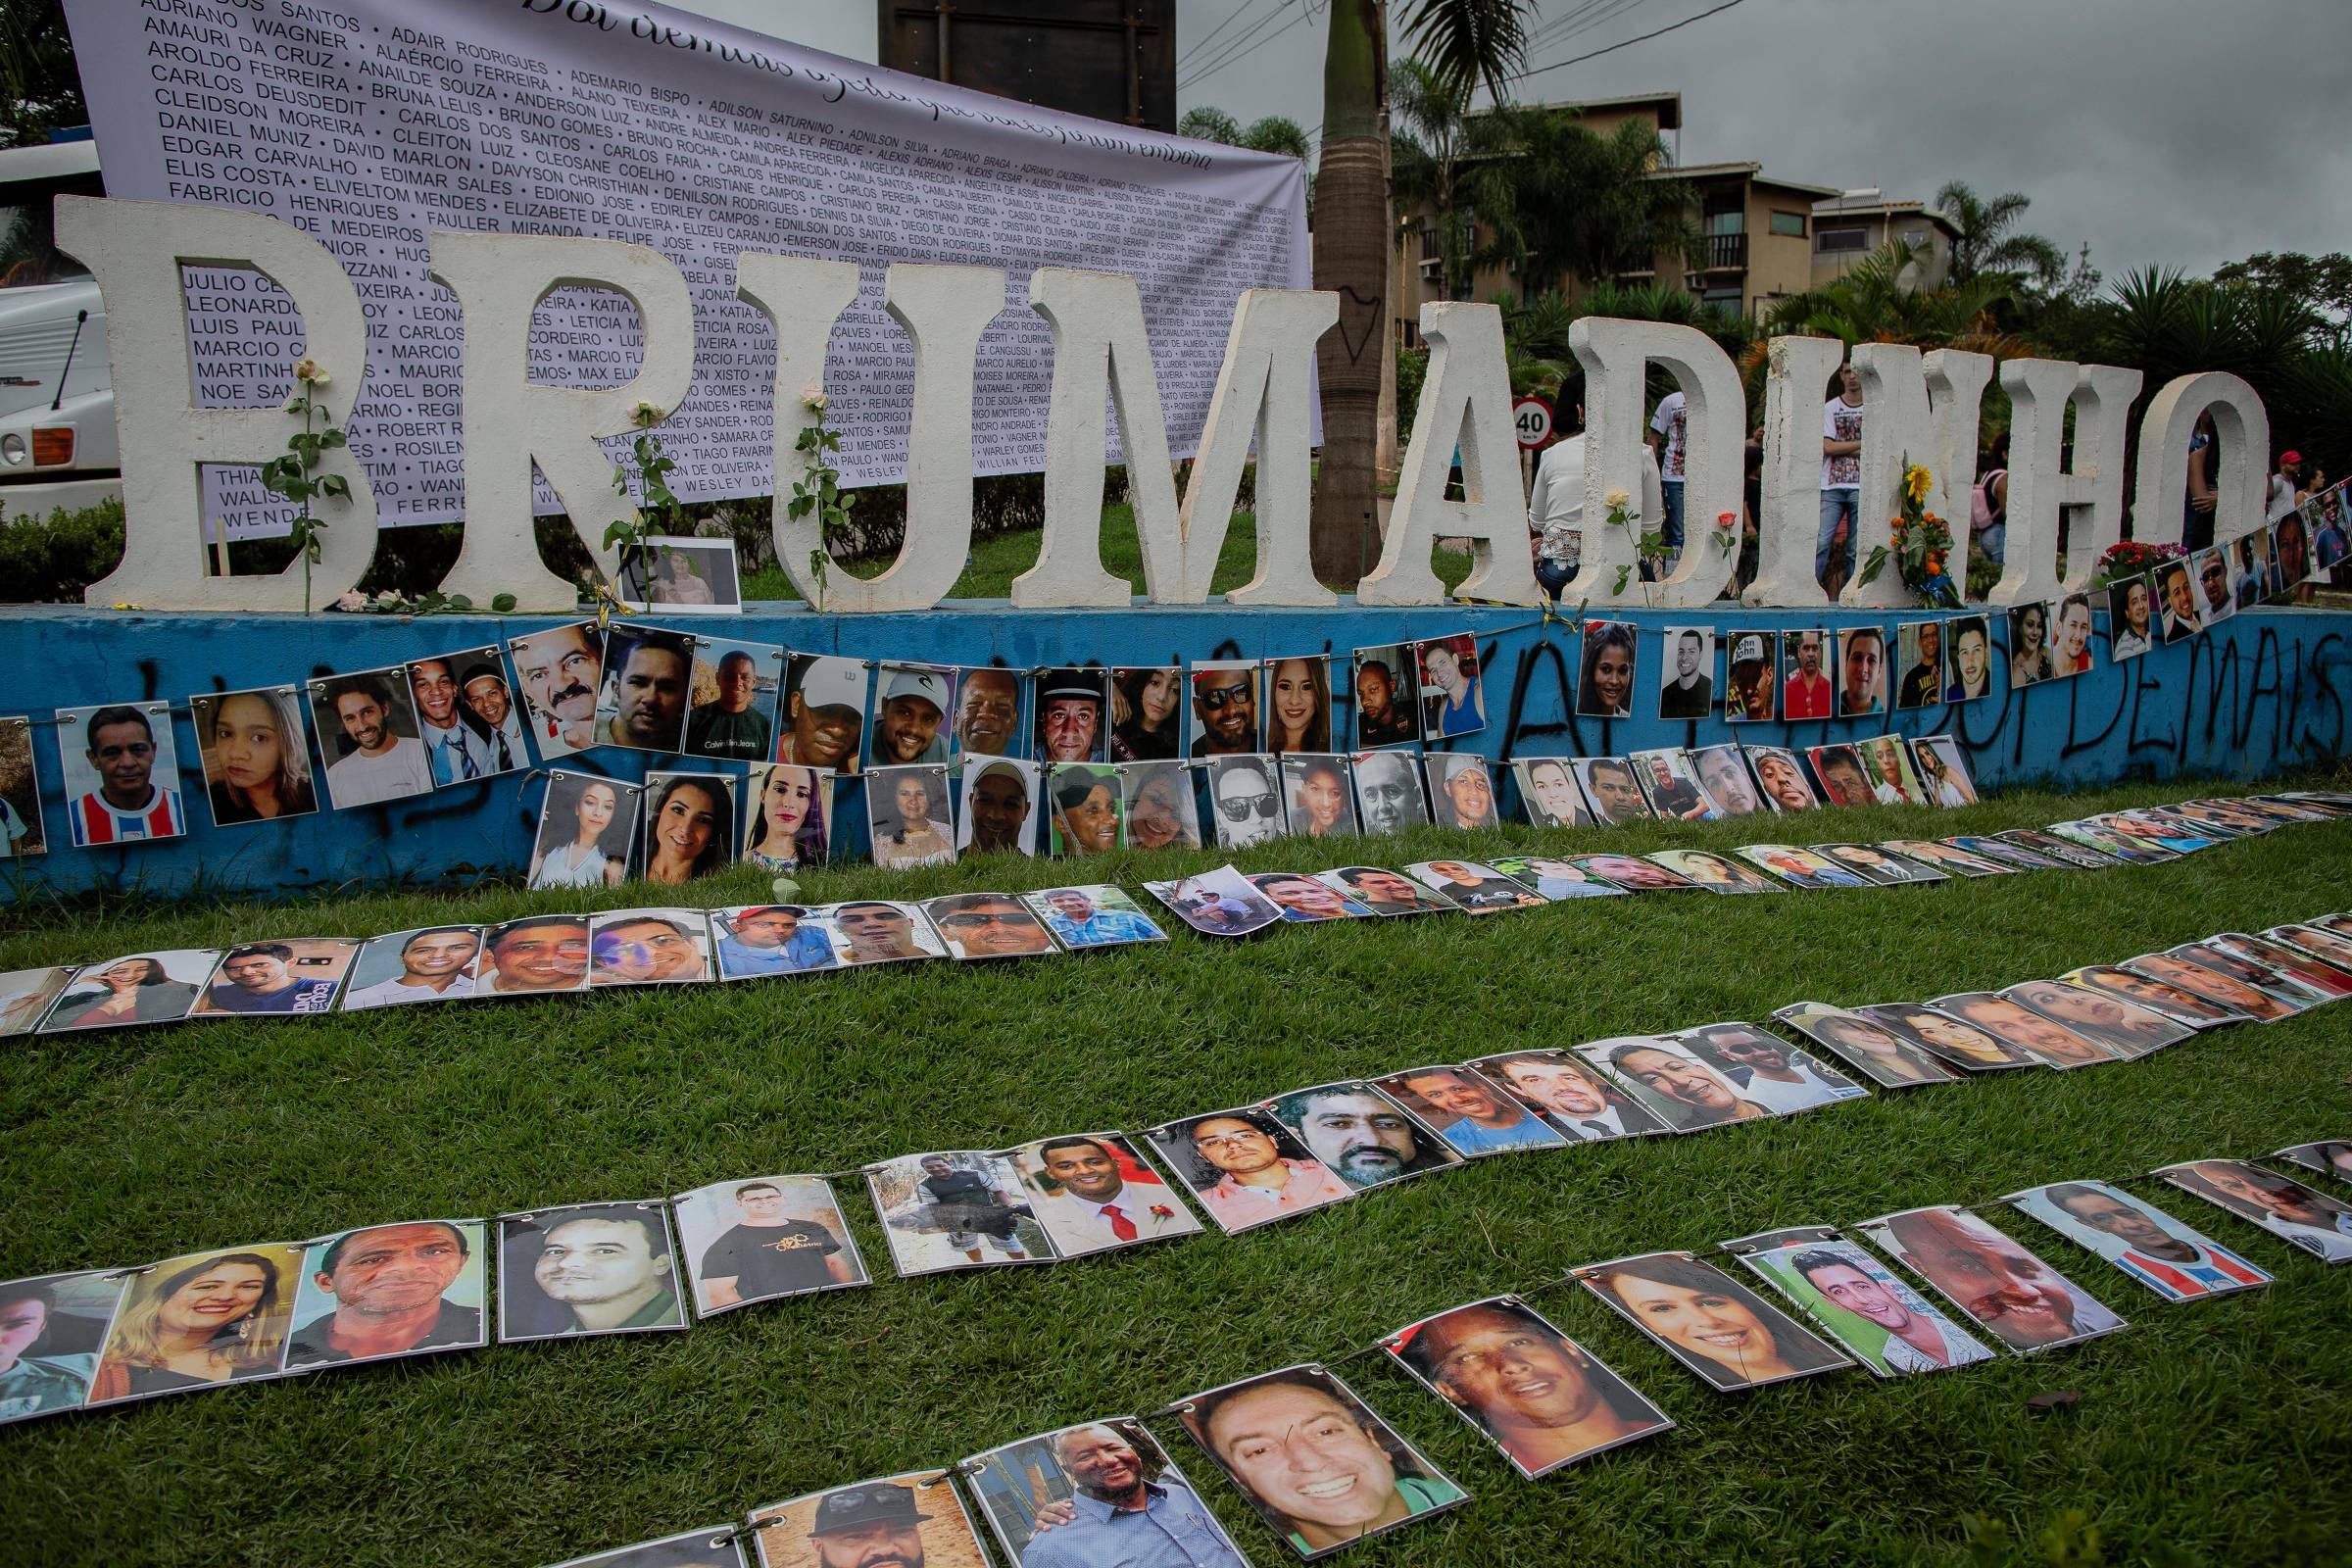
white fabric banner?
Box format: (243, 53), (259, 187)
(65, 0), (1310, 533)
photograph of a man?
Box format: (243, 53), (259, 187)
(598, 626), (694, 754)
(1894, 619), (1944, 710)
(1658, 627), (1713, 719)
(1189, 662), (1259, 756)
(684, 643), (776, 761)
(478, 915), (591, 996)
(777, 656), (869, 774)
(751, 1473), (993, 1568)
(508, 621), (605, 758)
(923, 893), (1057, 960)
(713, 905), (840, 978)
(1385, 1297), (1671, 1479)
(2158, 1159), (2352, 1263)
(1024, 886), (1166, 949)
(959, 759), (1041, 858)
(1866, 1205), (2126, 1351)
(408, 654), (505, 783)
(193, 940), (352, 1015)
(1350, 749), (1427, 835)
(954, 666), (1022, 759)
(498, 1202), (685, 1342)
(1674, 1023), (1866, 1114)
(965, 1420), (1246, 1568)
(284, 1219), (486, 1369)
(1208, 756), (1284, 848)
(457, 661), (530, 774)
(1351, 647), (1420, 749)
(1147, 1109), (1350, 1234)
(1746, 1239), (1993, 1376)
(1033, 667), (1107, 763)
(674, 1175), (862, 1315)
(2013, 1181), (2270, 1300)
(316, 670), (433, 808)
(1782, 628), (1831, 719)
(823, 902), (943, 966)
(1267, 1082), (1461, 1190)
(1837, 621), (1886, 719)
(1379, 1066), (1566, 1155)
(1571, 757), (1651, 825)
(1322, 865), (1452, 916)
(588, 910), (710, 988)
(872, 1152), (1046, 1274)
(1012, 1135), (1201, 1257)
(1471, 1050), (1667, 1140)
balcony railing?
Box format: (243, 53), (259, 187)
(1702, 231), (1747, 271)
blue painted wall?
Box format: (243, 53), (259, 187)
(2, 600), (2345, 903)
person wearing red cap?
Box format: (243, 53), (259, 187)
(2269, 450), (2304, 522)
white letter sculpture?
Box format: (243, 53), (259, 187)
(1994, 360), (2143, 604)
(1847, 344), (1995, 608)
(2131, 371), (2270, 556)
(54, 197), (380, 611)
(738, 257), (1004, 612)
(1560, 318), (1745, 608)
(1011, 268), (1182, 609)
(1158, 287), (1337, 606)
(429, 233), (696, 612)
(1742, 334), (1847, 607)
(1360, 301), (1541, 607)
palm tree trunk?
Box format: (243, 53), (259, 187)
(1309, 0), (1390, 589)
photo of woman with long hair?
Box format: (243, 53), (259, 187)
(742, 762), (828, 871)
(1578, 1250), (1849, 1391)
(194, 687), (318, 826)
(1109, 665), (1183, 761)
(641, 772), (735, 886)
(40, 953), (209, 1032)
(89, 1248), (293, 1404)
(1262, 656), (1332, 755)
(528, 773), (638, 891)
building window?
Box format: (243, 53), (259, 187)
(1816, 226), (1868, 254)
(1769, 210), (1807, 238)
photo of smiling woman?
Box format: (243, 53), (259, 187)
(1577, 619), (1638, 717)
(1120, 760), (1200, 850)
(191, 687), (318, 827)
(866, 764), (956, 869)
(1262, 655), (1333, 756)
(741, 762), (829, 871)
(37, 950), (215, 1033)
(89, 1246), (296, 1405)
(1178, 1364), (1467, 1559)
(528, 771), (641, 891)
(1106, 665), (1184, 761)
(1385, 1297), (1671, 1479)
(1574, 1250), (1849, 1392)
(639, 770), (735, 886)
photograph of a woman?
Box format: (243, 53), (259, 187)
(1262, 656), (1333, 756)
(1575, 1250), (1849, 1391)
(37, 951), (212, 1033)
(89, 1247), (293, 1404)
(640, 771), (736, 885)
(1109, 665), (1184, 761)
(192, 687), (318, 827)
(1577, 620), (1638, 718)
(528, 772), (640, 891)
(741, 762), (829, 871)
(868, 765), (956, 869)
(2008, 601), (2053, 687)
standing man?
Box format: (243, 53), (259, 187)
(915, 1153), (1031, 1265)
(1658, 629), (1711, 718)
(1647, 384), (1689, 572)
(343, 927), (479, 1008)
(873, 667), (949, 765)
(695, 1182), (853, 1309)
(1021, 1424), (1247, 1568)
(1838, 626), (1886, 717)
(409, 659), (491, 785)
(285, 1222), (478, 1365)
(202, 943), (339, 1014)
(460, 662), (527, 772)
(1392, 1068), (1560, 1154)
(1024, 1138), (1200, 1256)
(323, 675), (433, 806)
(68, 705), (184, 846)
(1790, 1250), (1986, 1373)
(1783, 632), (1832, 720)
(685, 650), (773, 760)
(715, 906), (838, 976)
(1818, 363), (1865, 591)
(953, 666), (1022, 759)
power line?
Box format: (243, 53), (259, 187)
(1179, 1), (1319, 94)
(1503, 0), (1754, 85)
(1177, 0), (1272, 69)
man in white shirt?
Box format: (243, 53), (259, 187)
(1647, 385), (1689, 567)
(1024, 1136), (1200, 1256)
(1792, 1250), (1990, 1374)
(1818, 364), (1866, 589)
(409, 658), (493, 786)
(322, 675), (434, 807)
(1529, 374), (1666, 598)
(343, 926), (481, 1009)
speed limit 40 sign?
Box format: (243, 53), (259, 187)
(1512, 396), (1553, 449)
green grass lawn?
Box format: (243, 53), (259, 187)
(4, 777), (2351, 1567)
(741, 508), (1474, 601)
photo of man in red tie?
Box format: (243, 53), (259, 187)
(1014, 1134), (1201, 1258)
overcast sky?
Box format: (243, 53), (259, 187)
(673, 0), (2347, 281)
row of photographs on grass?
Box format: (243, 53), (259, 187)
(0, 792), (2324, 1033)
(551, 1134), (2352, 1568)
(514, 730), (1985, 890)
(6, 909), (2349, 1443)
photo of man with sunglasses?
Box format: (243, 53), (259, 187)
(1209, 756), (1286, 848)
(1190, 662), (1260, 756)
(920, 893), (1057, 959)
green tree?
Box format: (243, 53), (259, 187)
(1175, 106), (1243, 144)
(1935, 179), (2067, 289)
(0, 0), (84, 148)
(2211, 251), (2352, 344)
(1468, 110), (1696, 293)
(1389, 58), (1484, 303)
(1308, 0), (1533, 588)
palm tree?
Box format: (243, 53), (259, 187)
(1764, 239), (2034, 355)
(1309, 0), (1533, 588)
(1468, 112), (1696, 294)
(1389, 58), (1481, 303)
(1936, 180), (2067, 290)
(1175, 106), (1243, 144)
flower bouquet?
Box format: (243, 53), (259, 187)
(1858, 459), (1960, 608)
